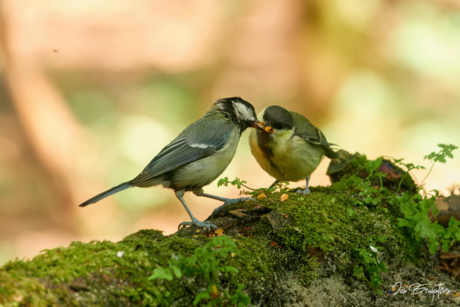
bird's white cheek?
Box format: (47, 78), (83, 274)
(272, 129), (295, 144)
(233, 102), (255, 121)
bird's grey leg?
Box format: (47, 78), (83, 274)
(268, 180), (280, 189)
(193, 189), (255, 216)
(296, 176), (311, 195)
(176, 190), (218, 230)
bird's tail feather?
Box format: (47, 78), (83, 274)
(324, 146), (339, 160)
(79, 182), (133, 207)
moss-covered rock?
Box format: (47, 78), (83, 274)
(1, 153), (459, 306)
(327, 150), (416, 194)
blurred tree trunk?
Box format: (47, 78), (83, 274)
(0, 5), (98, 232)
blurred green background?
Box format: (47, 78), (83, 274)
(1, 0), (459, 265)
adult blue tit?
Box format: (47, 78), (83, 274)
(79, 97), (266, 230)
(249, 105), (338, 195)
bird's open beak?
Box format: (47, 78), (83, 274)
(251, 120), (268, 132)
(251, 120), (274, 133)
(262, 122), (274, 133)
(263, 124), (274, 133)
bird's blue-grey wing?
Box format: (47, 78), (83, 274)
(291, 112), (338, 159)
(131, 116), (233, 186)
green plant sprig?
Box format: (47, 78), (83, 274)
(217, 177), (288, 197)
(421, 144), (458, 185)
(364, 157), (385, 190)
(353, 246), (388, 294)
(349, 143), (458, 292)
(392, 159), (425, 194)
(217, 177), (255, 190)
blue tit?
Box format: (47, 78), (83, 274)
(249, 105), (338, 195)
(79, 97), (265, 230)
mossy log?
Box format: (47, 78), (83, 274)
(1, 152), (460, 306)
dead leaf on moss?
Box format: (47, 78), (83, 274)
(229, 209), (247, 218)
(215, 228), (224, 236)
(70, 277), (89, 291)
(257, 193), (267, 199)
(210, 285), (218, 299)
(280, 194), (289, 202)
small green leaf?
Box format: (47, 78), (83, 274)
(448, 216), (460, 228)
(353, 265), (364, 278)
(397, 218), (410, 228)
(217, 177), (229, 187)
(348, 208), (357, 218)
(416, 219), (437, 238)
(170, 265), (182, 278)
(428, 241), (440, 254)
(220, 266), (239, 273)
(148, 267), (174, 281)
(231, 285), (251, 306)
(193, 290), (211, 305)
(378, 261), (388, 272)
(442, 239), (451, 252)
(373, 158), (382, 170)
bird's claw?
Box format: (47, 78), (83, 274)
(296, 188), (311, 195)
(178, 220), (218, 231)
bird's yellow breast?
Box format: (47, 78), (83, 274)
(249, 129), (324, 182)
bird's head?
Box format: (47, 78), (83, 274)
(258, 105), (294, 138)
(214, 97), (266, 132)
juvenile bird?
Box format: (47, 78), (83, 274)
(249, 105), (337, 195)
(79, 97), (266, 230)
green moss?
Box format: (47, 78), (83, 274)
(249, 183), (405, 292)
(1, 151), (453, 305)
(0, 232), (205, 306)
(0, 272), (58, 306)
(228, 235), (272, 284)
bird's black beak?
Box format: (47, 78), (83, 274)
(251, 120), (270, 132)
